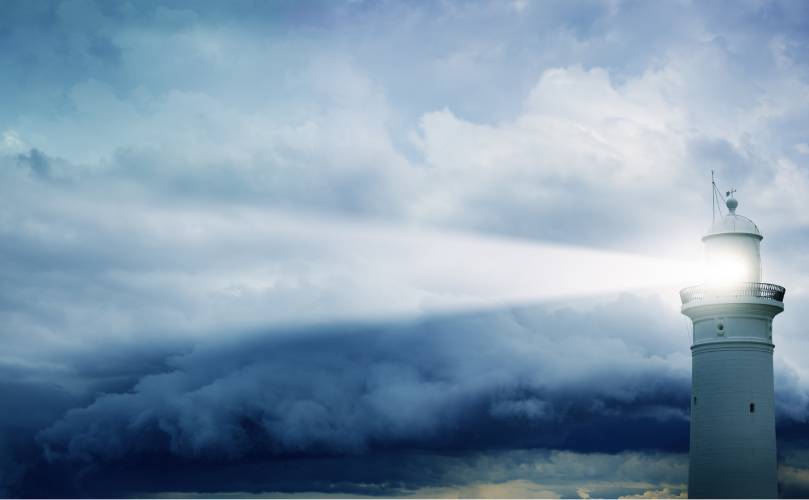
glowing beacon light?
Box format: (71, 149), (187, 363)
(680, 182), (785, 498)
(703, 193), (762, 286)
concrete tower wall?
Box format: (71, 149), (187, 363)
(684, 299), (782, 498)
(689, 341), (777, 498)
(690, 302), (775, 344)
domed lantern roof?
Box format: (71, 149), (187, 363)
(703, 196), (762, 241)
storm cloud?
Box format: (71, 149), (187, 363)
(9, 297), (695, 497)
(36, 297), (690, 462)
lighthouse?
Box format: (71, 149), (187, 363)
(680, 187), (785, 498)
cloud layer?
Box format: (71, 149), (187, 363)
(3, 0), (809, 497)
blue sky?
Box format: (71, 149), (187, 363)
(3, 1), (809, 497)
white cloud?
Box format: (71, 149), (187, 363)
(0, 130), (27, 155)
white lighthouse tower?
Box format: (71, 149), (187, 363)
(681, 185), (785, 498)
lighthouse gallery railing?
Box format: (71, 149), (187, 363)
(680, 282), (786, 304)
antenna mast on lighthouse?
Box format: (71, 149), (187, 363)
(711, 170), (727, 224)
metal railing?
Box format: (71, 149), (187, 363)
(680, 282), (785, 305)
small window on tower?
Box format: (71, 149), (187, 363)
(693, 396), (697, 406)
(750, 403), (756, 413)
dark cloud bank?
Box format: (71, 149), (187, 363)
(0, 295), (805, 497)
(1, 297), (670, 497)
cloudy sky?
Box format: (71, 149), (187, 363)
(3, 0), (809, 497)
